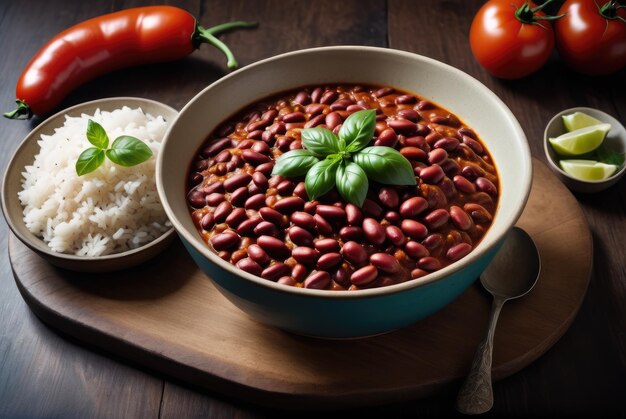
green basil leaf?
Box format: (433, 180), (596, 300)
(301, 127), (341, 156)
(86, 119), (109, 149)
(336, 161), (368, 207)
(106, 136), (153, 167)
(272, 149), (320, 177)
(76, 147), (105, 176)
(594, 146), (625, 166)
(353, 146), (416, 185)
(305, 157), (340, 201)
(340, 109), (376, 153)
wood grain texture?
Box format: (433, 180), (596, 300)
(8, 159), (591, 409)
(0, 0), (625, 417)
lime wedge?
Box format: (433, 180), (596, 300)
(559, 159), (618, 181)
(549, 123), (611, 156)
(562, 112), (604, 132)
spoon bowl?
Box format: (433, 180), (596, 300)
(455, 226), (540, 415)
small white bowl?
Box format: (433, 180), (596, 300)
(544, 107), (626, 193)
(1, 97), (178, 272)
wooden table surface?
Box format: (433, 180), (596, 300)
(0, 1), (624, 417)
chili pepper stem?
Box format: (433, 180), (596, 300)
(194, 21), (257, 70)
(4, 100), (32, 120)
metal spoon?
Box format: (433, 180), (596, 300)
(455, 226), (541, 415)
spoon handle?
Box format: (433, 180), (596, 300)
(455, 296), (506, 415)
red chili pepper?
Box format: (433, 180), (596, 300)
(4, 6), (256, 119)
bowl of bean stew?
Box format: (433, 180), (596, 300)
(157, 46), (532, 338)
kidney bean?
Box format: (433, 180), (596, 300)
(453, 175), (476, 194)
(317, 252), (342, 270)
(236, 216), (262, 236)
(425, 131), (443, 145)
(422, 233), (444, 251)
(230, 249), (249, 265)
(464, 203), (493, 224)
(374, 187), (398, 209)
(214, 201), (233, 223)
(305, 114), (326, 130)
(248, 130), (265, 141)
(201, 138), (232, 158)
(246, 118), (272, 133)
(404, 240), (430, 259)
(292, 263), (308, 282)
(376, 128), (398, 147)
(461, 163), (486, 180)
(218, 250), (231, 261)
(447, 243), (473, 262)
(370, 253), (401, 273)
(421, 184), (448, 209)
(434, 137), (460, 151)
(225, 208), (247, 229)
(257, 236), (291, 260)
(346, 104), (367, 113)
(463, 135), (484, 154)
(411, 268), (429, 279)
(396, 94), (417, 104)
(200, 213), (215, 231)
(292, 247), (319, 265)
(400, 219), (428, 239)
(415, 124), (432, 137)
(242, 194), (263, 211)
(304, 271), (331, 289)
(275, 136), (294, 151)
(341, 241), (368, 267)
(303, 201), (318, 214)
(458, 127), (477, 139)
(287, 212), (313, 231)
(339, 226), (363, 242)
(399, 197), (428, 218)
(344, 204), (363, 226)
(450, 206), (473, 231)
(398, 109), (420, 122)
(388, 119), (417, 136)
(385, 225), (407, 246)
(293, 91), (311, 106)
(476, 177), (498, 196)
(215, 149), (231, 163)
(255, 162), (274, 177)
(259, 207), (285, 226)
(419, 164), (445, 184)
(310, 87), (323, 103)
(288, 225), (314, 246)
(418, 256), (442, 271)
(400, 146), (428, 161)
(224, 173), (252, 192)
(276, 180), (295, 196)
(274, 196), (305, 214)
(333, 267), (351, 287)
(262, 263), (291, 281)
(254, 221), (280, 237)
(247, 244), (271, 266)
(374, 87), (394, 97)
(187, 189), (208, 208)
(330, 98), (353, 111)
(404, 135), (427, 150)
(230, 187), (249, 207)
(282, 111), (306, 123)
(324, 111), (342, 130)
(204, 192), (224, 207)
(210, 231), (240, 251)
(350, 265), (378, 286)
(277, 276), (297, 286)
(362, 218), (386, 245)
(316, 205), (346, 222)
(424, 208), (450, 229)
(314, 238), (340, 253)
(237, 257), (263, 276)
(319, 90), (338, 104)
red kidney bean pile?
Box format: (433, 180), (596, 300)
(187, 84), (499, 291)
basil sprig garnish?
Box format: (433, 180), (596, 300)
(76, 119), (153, 176)
(272, 109), (416, 207)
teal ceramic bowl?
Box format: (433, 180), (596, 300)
(157, 46), (532, 338)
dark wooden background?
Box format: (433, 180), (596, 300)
(1, 0), (624, 417)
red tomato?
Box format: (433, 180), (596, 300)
(469, 0), (559, 79)
(555, 0), (626, 75)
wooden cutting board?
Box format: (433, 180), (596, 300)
(9, 158), (592, 409)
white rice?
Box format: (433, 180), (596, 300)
(19, 106), (171, 256)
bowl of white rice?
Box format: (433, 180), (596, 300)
(1, 97), (178, 272)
